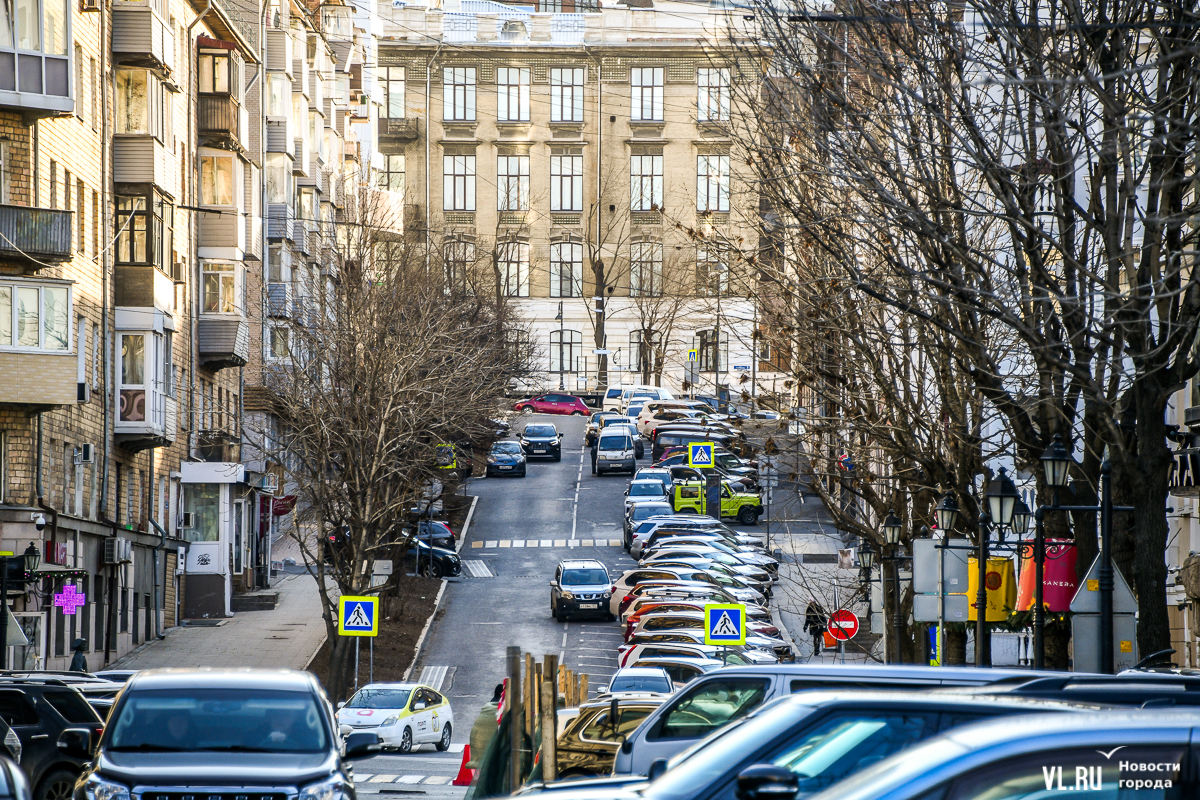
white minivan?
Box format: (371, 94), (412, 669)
(604, 384), (674, 412)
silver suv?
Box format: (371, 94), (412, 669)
(551, 560), (614, 621)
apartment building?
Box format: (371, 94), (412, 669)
(378, 0), (782, 397)
(0, 0), (366, 667)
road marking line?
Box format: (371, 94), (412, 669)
(581, 539), (593, 546)
(609, 539), (622, 546)
(554, 539), (567, 547)
(498, 540), (511, 548)
(540, 539), (553, 547)
(512, 540), (526, 547)
(357, 775), (375, 782)
(449, 743), (466, 753)
(484, 540), (498, 548)
(423, 777), (452, 786)
(461, 560), (494, 578)
(470, 541), (483, 548)
(420, 665), (450, 690)
(562, 632), (568, 647)
(369, 775), (399, 783)
(396, 776), (424, 784)
(568, 540), (579, 547)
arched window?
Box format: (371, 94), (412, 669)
(550, 329), (582, 373)
(550, 240), (583, 298)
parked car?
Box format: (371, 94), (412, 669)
(532, 691), (1105, 799)
(609, 568), (763, 616)
(652, 431), (746, 463)
(628, 657), (724, 687)
(672, 481), (763, 525)
(0, 678), (105, 800)
(625, 480), (671, 512)
(486, 441), (528, 477)
(552, 697), (666, 779)
(599, 668), (674, 697)
(622, 627), (790, 662)
(0, 756), (28, 800)
(623, 596), (774, 626)
(337, 682), (455, 752)
(624, 502), (675, 545)
(636, 526), (765, 558)
(601, 418), (645, 459)
(521, 423), (564, 461)
(615, 581), (756, 618)
(405, 539), (462, 578)
(516, 394), (590, 416)
(90, 671), (138, 684)
(642, 539), (778, 572)
(408, 520), (457, 550)
(69, 669), (378, 800)
(628, 612), (782, 648)
(551, 560), (615, 621)
(640, 560), (772, 597)
(611, 664), (1079, 775)
(656, 448), (757, 477)
(619, 644), (777, 668)
(594, 432), (637, 476)
(659, 463), (758, 493)
(603, 386), (674, 413)
(585, 412), (622, 446)
(798, 710), (1200, 800)
(632, 468), (674, 495)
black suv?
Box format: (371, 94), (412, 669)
(520, 424), (563, 461)
(0, 678), (104, 800)
(65, 669), (377, 800)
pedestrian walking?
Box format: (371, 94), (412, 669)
(467, 683), (504, 769)
(68, 638), (88, 672)
(804, 602), (827, 656)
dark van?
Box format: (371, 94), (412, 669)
(652, 431), (737, 462)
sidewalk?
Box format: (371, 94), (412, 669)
(109, 571), (328, 670)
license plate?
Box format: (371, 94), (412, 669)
(534, 449), (545, 454)
(579, 603), (598, 609)
(498, 465), (512, 470)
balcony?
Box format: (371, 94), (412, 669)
(198, 315), (250, 370)
(198, 209), (246, 258)
(112, 1), (175, 77)
(114, 136), (173, 192)
(0, 349), (76, 409)
(265, 28), (293, 75)
(266, 119), (294, 155)
(0, 205), (72, 266)
(115, 389), (177, 451)
(198, 94), (245, 151)
(115, 263), (174, 311)
(378, 117), (419, 141)
(267, 282), (292, 318)
(267, 204), (294, 240)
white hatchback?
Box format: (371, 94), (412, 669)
(337, 682), (455, 753)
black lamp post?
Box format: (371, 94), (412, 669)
(1033, 435), (1073, 670)
(935, 492), (960, 535)
(978, 467), (1019, 667)
(555, 302), (565, 391)
(882, 511), (904, 664)
(0, 544), (41, 670)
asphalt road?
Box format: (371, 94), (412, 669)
(352, 412), (636, 798)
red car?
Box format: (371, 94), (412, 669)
(514, 393), (590, 416)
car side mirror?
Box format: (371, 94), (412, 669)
(344, 731), (379, 758)
(336, 701), (346, 710)
(559, 433), (564, 438)
(647, 758), (670, 781)
(57, 728), (93, 759)
(735, 765), (798, 800)
(413, 701), (427, 710)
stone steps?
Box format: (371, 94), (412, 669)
(231, 591), (280, 612)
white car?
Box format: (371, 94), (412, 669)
(337, 682), (455, 753)
(624, 479), (670, 512)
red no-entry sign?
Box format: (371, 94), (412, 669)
(828, 609), (859, 641)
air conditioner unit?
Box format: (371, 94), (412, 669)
(81, 0), (100, 11)
(180, 512), (195, 529)
(103, 537), (131, 565)
(76, 443), (95, 464)
(77, 382), (90, 403)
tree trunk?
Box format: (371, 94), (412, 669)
(591, 259), (607, 394)
(326, 627), (354, 701)
(1132, 434), (1173, 658)
(1045, 618), (1071, 670)
(944, 626), (967, 665)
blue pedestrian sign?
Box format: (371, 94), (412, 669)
(704, 603), (746, 645)
(688, 442), (715, 469)
(339, 596), (379, 637)
(687, 349), (698, 362)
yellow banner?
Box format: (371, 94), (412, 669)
(966, 557), (1016, 622)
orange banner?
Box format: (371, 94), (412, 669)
(967, 556), (1016, 621)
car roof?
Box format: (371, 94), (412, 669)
(769, 690), (1106, 713)
(611, 666), (672, 677)
(630, 479), (665, 486)
(630, 501), (673, 509)
(353, 682), (426, 691)
(679, 664), (1079, 685)
(634, 656), (725, 668)
(127, 668), (323, 692)
(560, 559), (608, 570)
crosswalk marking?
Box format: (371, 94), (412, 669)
(461, 560), (494, 578)
(369, 775), (398, 783)
(419, 665), (450, 690)
(464, 539), (621, 549)
(396, 775), (425, 784)
(423, 777), (452, 786)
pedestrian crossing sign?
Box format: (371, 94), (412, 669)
(339, 596), (379, 637)
(704, 603), (746, 645)
(688, 349), (698, 363)
(688, 442), (715, 468)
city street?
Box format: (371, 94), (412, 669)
(352, 413), (636, 797)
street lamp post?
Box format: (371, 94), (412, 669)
(0, 543), (41, 669)
(555, 302), (565, 391)
(882, 511), (903, 664)
(978, 467), (1019, 668)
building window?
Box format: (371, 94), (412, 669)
(697, 154), (730, 212)
(0, 283), (70, 351)
(630, 154), (662, 211)
(631, 329), (662, 375)
(115, 68), (167, 140)
(443, 238), (476, 293)
(551, 67), (584, 123)
(631, 67), (663, 121)
(497, 155), (529, 211)
(90, 57), (97, 129)
(696, 247), (727, 295)
(115, 193), (173, 273)
(696, 328), (727, 372)
(551, 153), (583, 212)
(698, 68), (730, 122)
(380, 154), (405, 193)
(443, 67), (477, 121)
(443, 154), (476, 211)
(0, 142), (9, 203)
(497, 67), (530, 122)
(200, 155), (235, 206)
(630, 241), (663, 297)
(267, 325), (289, 359)
(550, 240), (583, 298)
(498, 241), (529, 297)
(550, 329), (582, 374)
(74, 43), (83, 119)
(267, 73), (290, 117)
(383, 66), (405, 118)
(265, 152), (292, 204)
(202, 262), (241, 314)
(182, 484), (221, 542)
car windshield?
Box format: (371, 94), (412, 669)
(563, 568), (610, 586)
(631, 484), (664, 496)
(634, 505), (669, 520)
(493, 442), (522, 454)
(599, 435), (631, 449)
(610, 674), (673, 693)
(346, 687), (413, 709)
(107, 688), (329, 753)
(524, 426), (556, 437)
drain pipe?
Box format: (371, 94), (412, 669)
(147, 443), (166, 639)
(35, 413), (59, 562)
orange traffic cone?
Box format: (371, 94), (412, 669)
(452, 745), (474, 786)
